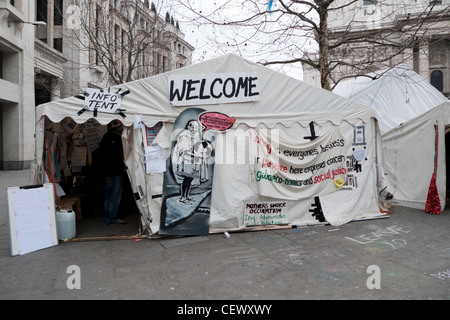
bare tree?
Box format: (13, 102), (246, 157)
(170, 0), (450, 91)
(62, 0), (185, 88)
(325, 0), (450, 89)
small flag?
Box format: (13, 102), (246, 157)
(268, 0), (274, 12)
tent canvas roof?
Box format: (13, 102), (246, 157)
(37, 54), (377, 128)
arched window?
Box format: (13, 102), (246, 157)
(430, 70), (444, 92)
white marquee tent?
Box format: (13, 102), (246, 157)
(34, 54), (385, 235)
(334, 66), (450, 210)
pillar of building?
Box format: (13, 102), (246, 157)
(419, 42), (430, 82)
(46, 0), (54, 48)
(50, 77), (63, 101)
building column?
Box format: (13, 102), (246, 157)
(47, 0), (54, 48)
(419, 42), (430, 82)
(50, 77), (63, 101)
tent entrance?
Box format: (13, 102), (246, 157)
(71, 172), (142, 240)
(43, 117), (142, 241)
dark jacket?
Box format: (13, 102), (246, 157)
(97, 130), (125, 176)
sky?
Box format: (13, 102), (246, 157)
(159, 0), (306, 80)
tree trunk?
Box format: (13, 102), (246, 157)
(317, 1), (331, 91)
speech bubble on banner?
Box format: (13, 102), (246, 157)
(199, 112), (235, 132)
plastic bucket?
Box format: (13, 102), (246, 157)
(56, 209), (76, 240)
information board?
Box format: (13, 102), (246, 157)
(7, 184), (58, 256)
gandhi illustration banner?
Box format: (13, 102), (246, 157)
(160, 108), (218, 236)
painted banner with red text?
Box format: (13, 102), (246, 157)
(250, 126), (347, 200)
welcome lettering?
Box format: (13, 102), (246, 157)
(169, 73), (260, 106)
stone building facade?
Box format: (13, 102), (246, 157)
(302, 0), (450, 98)
(0, 0), (194, 170)
(0, 0), (36, 170)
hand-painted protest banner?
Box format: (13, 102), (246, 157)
(160, 108), (216, 236)
(244, 201), (288, 226)
(169, 73), (260, 106)
(250, 126), (347, 200)
(145, 121), (163, 145)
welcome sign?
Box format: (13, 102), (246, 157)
(169, 73), (260, 106)
(250, 126), (347, 200)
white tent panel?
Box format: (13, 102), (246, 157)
(35, 54), (384, 235)
(334, 67), (449, 211)
(334, 65), (448, 135)
(382, 102), (450, 210)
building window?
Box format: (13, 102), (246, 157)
(94, 4), (101, 65)
(430, 70), (444, 92)
(162, 56), (167, 72)
(10, 0), (15, 6)
(54, 38), (63, 53)
(363, 0), (378, 4)
(121, 29), (126, 75)
(114, 25), (120, 53)
(54, 0), (63, 26)
(156, 52), (161, 73)
(413, 44), (420, 73)
(37, 0), (48, 23)
(0, 52), (3, 79)
(430, 1), (442, 5)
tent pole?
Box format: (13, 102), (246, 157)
(45, 138), (59, 207)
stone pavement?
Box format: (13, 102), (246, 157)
(1, 169), (450, 301)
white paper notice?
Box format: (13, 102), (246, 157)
(145, 145), (166, 174)
(8, 184), (58, 255)
(71, 147), (87, 167)
(354, 126), (365, 145)
(353, 149), (366, 161)
(133, 114), (142, 129)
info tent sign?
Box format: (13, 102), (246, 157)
(77, 88), (128, 118)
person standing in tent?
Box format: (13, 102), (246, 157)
(100, 120), (127, 225)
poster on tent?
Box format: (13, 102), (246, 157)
(160, 108), (232, 236)
(249, 126), (348, 200)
